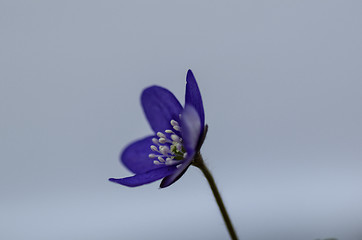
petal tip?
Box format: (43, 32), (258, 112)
(141, 85), (183, 133)
(186, 69), (195, 80)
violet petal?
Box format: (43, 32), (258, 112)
(141, 86), (183, 134)
(109, 166), (177, 187)
(180, 105), (202, 154)
(185, 70), (205, 129)
(121, 135), (161, 174)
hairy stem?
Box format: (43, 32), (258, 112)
(193, 153), (238, 240)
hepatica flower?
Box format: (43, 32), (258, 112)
(109, 70), (206, 188)
(109, 70), (238, 239)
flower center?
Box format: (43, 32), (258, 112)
(149, 119), (187, 166)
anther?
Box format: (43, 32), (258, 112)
(158, 156), (165, 162)
(165, 159), (176, 166)
(159, 145), (170, 155)
(173, 125), (181, 131)
(150, 145), (158, 151)
(153, 160), (161, 165)
(176, 143), (182, 151)
(152, 138), (159, 145)
(157, 132), (166, 138)
(165, 129), (174, 134)
(171, 134), (180, 142)
(158, 138), (167, 144)
(170, 120), (179, 127)
(149, 154), (157, 158)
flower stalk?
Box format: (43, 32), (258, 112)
(193, 153), (238, 240)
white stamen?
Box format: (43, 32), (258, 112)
(157, 132), (166, 138)
(158, 138), (167, 144)
(171, 134), (180, 142)
(176, 143), (182, 151)
(152, 138), (159, 145)
(165, 159), (173, 165)
(173, 125), (181, 131)
(160, 145), (170, 155)
(149, 118), (188, 166)
(165, 159), (178, 166)
(170, 120), (179, 127)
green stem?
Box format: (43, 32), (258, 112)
(193, 153), (238, 240)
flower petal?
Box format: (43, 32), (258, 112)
(159, 155), (193, 188)
(109, 166), (177, 187)
(185, 70), (205, 128)
(121, 135), (161, 174)
(141, 86), (183, 134)
(180, 105), (202, 154)
(160, 105), (201, 188)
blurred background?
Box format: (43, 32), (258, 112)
(1, 1), (362, 239)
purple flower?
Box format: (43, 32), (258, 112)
(109, 70), (206, 188)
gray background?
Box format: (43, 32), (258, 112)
(1, 1), (362, 239)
